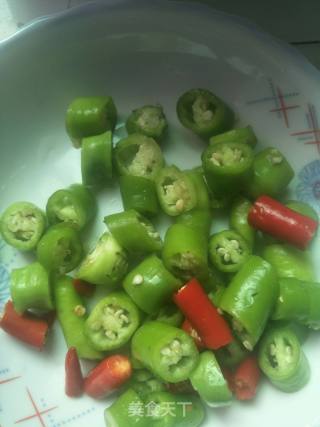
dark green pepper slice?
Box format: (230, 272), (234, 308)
(132, 321), (199, 383)
(77, 232), (128, 287)
(114, 133), (164, 180)
(263, 244), (315, 281)
(37, 224), (83, 275)
(209, 229), (251, 273)
(0, 201), (46, 251)
(190, 351), (232, 407)
(215, 338), (248, 369)
(104, 209), (162, 256)
(245, 147), (294, 198)
(85, 292), (140, 351)
(229, 196), (255, 248)
(202, 141), (254, 197)
(156, 166), (197, 216)
(176, 88), (235, 139)
(119, 175), (159, 217)
(126, 105), (168, 141)
(209, 125), (257, 148)
(129, 369), (165, 399)
(65, 96), (117, 148)
(285, 200), (318, 222)
(123, 255), (181, 314)
(10, 262), (54, 314)
(208, 285), (226, 307)
(220, 255), (278, 350)
(54, 275), (104, 360)
(81, 131), (113, 185)
(162, 223), (208, 281)
(145, 304), (184, 327)
(46, 184), (96, 230)
(258, 326), (310, 392)
(104, 388), (148, 427)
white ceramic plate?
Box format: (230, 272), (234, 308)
(1, 1), (320, 426)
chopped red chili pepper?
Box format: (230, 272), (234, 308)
(0, 300), (48, 350)
(65, 347), (84, 397)
(72, 278), (96, 297)
(232, 356), (261, 400)
(84, 354), (132, 399)
(182, 318), (205, 350)
(173, 278), (233, 350)
(248, 195), (318, 250)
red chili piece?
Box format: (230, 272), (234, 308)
(182, 319), (205, 350)
(84, 354), (132, 399)
(0, 300), (48, 350)
(65, 347), (84, 397)
(232, 356), (261, 401)
(248, 195), (318, 250)
(173, 278), (233, 350)
(72, 278), (96, 297)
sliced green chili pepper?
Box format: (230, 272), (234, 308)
(37, 224), (83, 275)
(176, 168), (211, 237)
(202, 264), (226, 293)
(10, 262), (54, 314)
(272, 278), (320, 330)
(145, 304), (184, 327)
(230, 197), (255, 248)
(216, 338), (248, 370)
(202, 141), (254, 197)
(156, 165), (197, 216)
(81, 131), (113, 186)
(208, 285), (226, 307)
(270, 320), (309, 344)
(77, 232), (128, 287)
(46, 184), (96, 230)
(220, 255), (278, 350)
(104, 209), (162, 256)
(129, 369), (165, 399)
(176, 88), (235, 139)
(144, 391), (205, 427)
(123, 255), (181, 314)
(285, 200), (318, 222)
(263, 244), (315, 281)
(209, 125), (257, 148)
(190, 351), (232, 407)
(65, 96), (117, 148)
(114, 133), (164, 180)
(162, 223), (208, 281)
(245, 147), (294, 198)
(185, 167), (210, 210)
(126, 105), (168, 141)
(0, 201), (46, 251)
(119, 175), (159, 217)
(104, 388), (147, 427)
(176, 209), (212, 239)
(84, 292), (140, 351)
(132, 321), (199, 383)
(272, 278), (309, 323)
(209, 229), (251, 273)
(258, 326), (310, 392)
(174, 394), (205, 427)
(54, 275), (104, 360)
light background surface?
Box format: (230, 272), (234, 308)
(0, 0), (320, 69)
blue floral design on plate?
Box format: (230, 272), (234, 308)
(295, 160), (320, 212)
